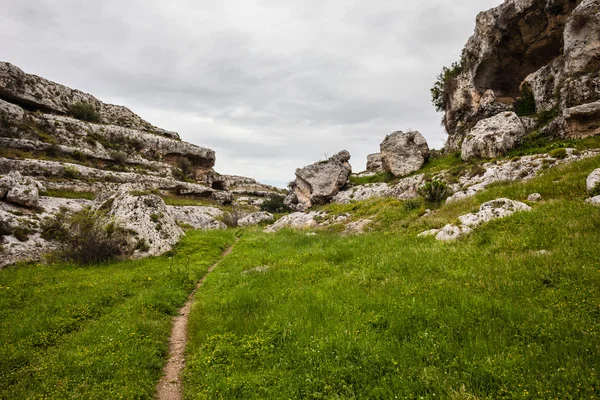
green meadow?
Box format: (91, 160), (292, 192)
(1, 156), (599, 399)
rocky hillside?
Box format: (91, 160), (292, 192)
(437, 0), (600, 157)
(0, 62), (282, 267)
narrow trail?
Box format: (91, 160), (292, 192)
(155, 239), (238, 400)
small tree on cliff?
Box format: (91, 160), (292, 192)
(431, 61), (463, 112)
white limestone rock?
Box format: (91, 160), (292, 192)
(380, 131), (429, 177)
(168, 206), (226, 230)
(238, 212), (275, 227)
(461, 112), (526, 160)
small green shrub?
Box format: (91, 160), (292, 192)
(418, 180), (450, 203)
(0, 219), (12, 236)
(221, 209), (242, 228)
(45, 143), (62, 158)
(12, 226), (30, 242)
(514, 85), (536, 117)
(135, 238), (150, 252)
(431, 61), (463, 112)
(590, 183), (600, 197)
(402, 199), (422, 212)
(63, 166), (81, 179)
(260, 195), (290, 214)
(549, 148), (567, 159)
(177, 158), (194, 178)
(110, 151), (128, 166)
(52, 208), (129, 265)
(68, 102), (101, 123)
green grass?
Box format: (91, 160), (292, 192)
(40, 189), (97, 200)
(183, 156), (600, 399)
(0, 230), (236, 399)
(348, 171), (395, 186)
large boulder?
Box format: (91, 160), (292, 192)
(94, 190), (184, 257)
(461, 112), (526, 160)
(167, 206), (226, 230)
(285, 151), (352, 211)
(0, 171), (44, 207)
(380, 131), (429, 177)
(366, 153), (383, 172)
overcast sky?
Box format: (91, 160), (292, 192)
(1, 0), (501, 187)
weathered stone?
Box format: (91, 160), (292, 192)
(0, 61), (179, 138)
(0, 171), (43, 207)
(522, 58), (564, 113)
(238, 212), (275, 227)
(366, 153), (383, 172)
(285, 151), (352, 211)
(343, 219), (372, 234)
(563, 0), (600, 76)
(168, 206), (226, 230)
(461, 112), (526, 160)
(264, 212), (323, 233)
(420, 198), (531, 241)
(528, 193), (542, 202)
(94, 190), (184, 257)
(587, 168), (600, 193)
(585, 195), (600, 206)
(380, 131), (429, 177)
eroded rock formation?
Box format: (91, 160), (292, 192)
(380, 131), (429, 177)
(441, 0), (600, 155)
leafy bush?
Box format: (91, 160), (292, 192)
(514, 85), (536, 117)
(260, 195), (290, 214)
(45, 143), (62, 158)
(0, 219), (12, 236)
(178, 158), (194, 178)
(431, 61), (463, 112)
(62, 166), (81, 179)
(418, 180), (450, 203)
(68, 102), (101, 123)
(591, 183), (600, 197)
(49, 208), (130, 265)
(549, 148), (567, 159)
(12, 227), (30, 242)
(110, 151), (128, 166)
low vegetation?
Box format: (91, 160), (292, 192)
(431, 60), (463, 112)
(183, 156), (600, 399)
(0, 230), (236, 399)
(68, 102), (101, 123)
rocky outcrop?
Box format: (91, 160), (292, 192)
(380, 131), (429, 177)
(419, 198), (531, 241)
(332, 174), (425, 204)
(461, 112), (526, 160)
(264, 211), (350, 233)
(0, 62), (178, 138)
(94, 190), (184, 257)
(285, 151), (352, 211)
(366, 153), (383, 172)
(440, 0), (599, 153)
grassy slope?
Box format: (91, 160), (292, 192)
(184, 156), (600, 399)
(0, 230), (236, 399)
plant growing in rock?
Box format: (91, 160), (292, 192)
(177, 158), (194, 179)
(514, 85), (536, 116)
(260, 195), (290, 214)
(69, 102), (101, 123)
(431, 61), (463, 112)
(418, 180), (450, 203)
(110, 151), (128, 166)
(49, 208), (130, 265)
(221, 208), (242, 228)
(549, 148), (567, 159)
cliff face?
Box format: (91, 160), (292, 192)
(442, 0), (600, 152)
(0, 62), (280, 203)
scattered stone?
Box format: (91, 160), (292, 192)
(587, 169), (600, 193)
(238, 212), (275, 227)
(343, 219), (372, 234)
(527, 193), (542, 202)
(420, 198), (532, 241)
(0, 171), (44, 207)
(285, 151), (352, 211)
(380, 131), (429, 177)
(585, 196), (600, 206)
(264, 212), (323, 233)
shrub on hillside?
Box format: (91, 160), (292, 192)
(431, 61), (463, 112)
(514, 85), (536, 117)
(549, 148), (567, 159)
(0, 219), (12, 237)
(591, 183), (600, 197)
(260, 195), (290, 214)
(222, 208), (242, 228)
(46, 208), (129, 265)
(69, 102), (101, 123)
(418, 180), (450, 203)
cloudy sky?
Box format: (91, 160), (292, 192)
(2, 0), (501, 187)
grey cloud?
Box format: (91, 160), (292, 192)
(1, 0), (503, 187)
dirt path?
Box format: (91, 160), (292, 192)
(155, 240), (238, 400)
